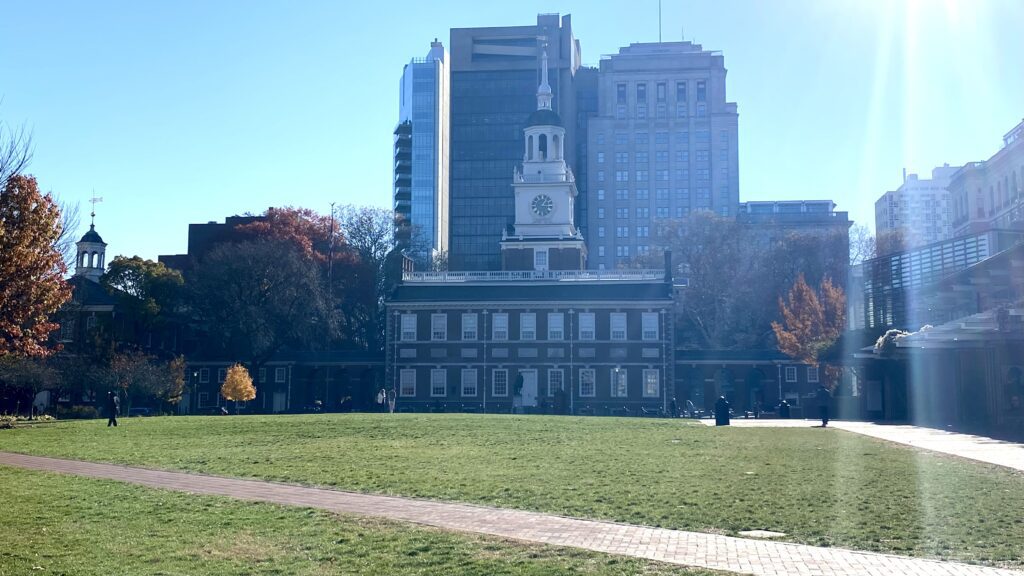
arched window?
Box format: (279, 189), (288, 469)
(79, 251), (86, 268)
(539, 134), (548, 160)
(98, 253), (104, 269)
(527, 135), (534, 160)
(552, 134), (561, 159)
(90, 252), (97, 268)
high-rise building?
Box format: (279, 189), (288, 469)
(949, 118), (1024, 237)
(874, 164), (959, 249)
(586, 42), (739, 270)
(448, 13), (582, 271)
(394, 40), (450, 263)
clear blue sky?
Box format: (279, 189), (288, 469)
(2, 0), (1022, 262)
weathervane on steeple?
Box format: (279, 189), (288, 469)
(89, 190), (103, 229)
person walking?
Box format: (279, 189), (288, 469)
(388, 387), (397, 414)
(106, 391), (120, 427)
(669, 397), (679, 418)
(817, 384), (833, 427)
(714, 395), (731, 426)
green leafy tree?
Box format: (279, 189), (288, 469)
(102, 256), (185, 325)
(0, 174), (72, 357)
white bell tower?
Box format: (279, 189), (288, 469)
(75, 196), (107, 282)
(501, 47), (586, 271)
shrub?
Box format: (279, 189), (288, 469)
(54, 405), (100, 420)
(0, 415), (15, 429)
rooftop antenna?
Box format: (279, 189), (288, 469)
(658, 0), (663, 43)
(88, 190), (103, 228)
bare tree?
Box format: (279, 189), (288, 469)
(0, 108), (32, 189)
(54, 197), (81, 270)
(848, 224), (876, 265)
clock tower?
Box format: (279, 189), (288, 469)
(500, 49), (586, 272)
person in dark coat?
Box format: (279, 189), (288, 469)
(714, 395), (731, 426)
(106, 391), (120, 427)
(778, 399), (791, 419)
(817, 384), (833, 427)
(669, 397), (679, 418)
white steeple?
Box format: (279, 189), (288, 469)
(537, 49), (553, 111)
(75, 200), (107, 282)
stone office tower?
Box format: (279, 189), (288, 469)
(586, 42), (739, 269)
(448, 14), (584, 271)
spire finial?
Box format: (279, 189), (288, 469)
(89, 191), (103, 228)
(537, 43), (553, 111)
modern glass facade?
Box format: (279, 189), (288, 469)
(448, 14), (583, 271)
(395, 41), (449, 263)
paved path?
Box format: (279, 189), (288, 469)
(698, 419), (1024, 472)
(1, 452), (1019, 576)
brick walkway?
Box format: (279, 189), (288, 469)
(699, 419), (1024, 472)
(2, 452), (1019, 576)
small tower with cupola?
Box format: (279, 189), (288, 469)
(75, 203), (107, 283)
(501, 48), (586, 272)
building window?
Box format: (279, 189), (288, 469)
(431, 313), (447, 341)
(636, 104), (647, 120)
(616, 208), (629, 219)
(615, 189), (629, 201)
(636, 207), (649, 219)
(642, 312), (659, 341)
(676, 81), (687, 102)
(636, 189), (649, 200)
(808, 366), (820, 383)
(598, 226), (605, 238)
(596, 152), (605, 164)
(697, 103), (706, 117)
(597, 246), (605, 257)
(656, 207), (669, 218)
(785, 366), (797, 382)
(635, 151), (648, 164)
(635, 132), (648, 146)
(655, 132), (669, 145)
(520, 313), (536, 341)
(636, 82), (646, 103)
(539, 369), (560, 396)
(676, 103), (687, 118)
(616, 227), (629, 238)
(643, 369), (660, 397)
(400, 314), (416, 341)
(596, 133), (605, 145)
(461, 313), (477, 341)
(597, 170), (605, 182)
(580, 369), (596, 397)
(579, 313), (595, 340)
(597, 208), (605, 219)
(547, 312), (564, 340)
(616, 170), (629, 182)
(697, 80), (706, 101)
(430, 368), (446, 397)
(616, 83), (627, 104)
(610, 313), (627, 341)
(492, 369), (509, 397)
(615, 133), (628, 145)
(461, 369), (478, 396)
(217, 368), (226, 383)
(400, 369), (416, 397)
(199, 368), (209, 383)
(596, 189), (605, 201)
(616, 245), (630, 257)
(636, 226), (649, 237)
(275, 367), (286, 383)
(656, 82), (666, 102)
(534, 249), (548, 271)
(492, 313), (508, 341)
(611, 368), (628, 397)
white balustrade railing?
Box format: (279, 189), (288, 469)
(403, 269), (666, 283)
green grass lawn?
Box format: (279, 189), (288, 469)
(0, 466), (719, 576)
(3, 414), (1024, 568)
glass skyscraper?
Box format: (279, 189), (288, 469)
(394, 40), (449, 263)
(448, 14), (583, 271)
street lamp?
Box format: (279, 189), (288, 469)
(482, 309), (489, 413)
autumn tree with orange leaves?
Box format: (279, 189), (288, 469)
(0, 174), (72, 357)
(772, 274), (846, 387)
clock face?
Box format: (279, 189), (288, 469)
(530, 194), (554, 217)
